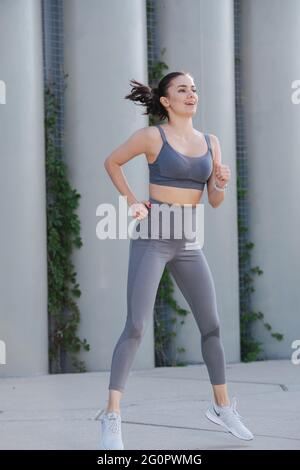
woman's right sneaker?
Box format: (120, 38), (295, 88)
(95, 408), (124, 450)
(205, 397), (254, 441)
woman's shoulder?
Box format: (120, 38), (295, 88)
(145, 125), (164, 145)
(137, 125), (160, 139)
(129, 126), (159, 149)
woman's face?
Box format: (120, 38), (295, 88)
(160, 75), (198, 117)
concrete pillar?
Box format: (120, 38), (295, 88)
(63, 0), (151, 373)
(240, 0), (300, 358)
(0, 0), (48, 376)
(156, 0), (240, 363)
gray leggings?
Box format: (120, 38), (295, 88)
(108, 197), (226, 392)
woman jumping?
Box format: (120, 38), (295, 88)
(97, 71), (254, 449)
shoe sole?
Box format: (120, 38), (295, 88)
(205, 409), (254, 441)
(99, 444), (124, 450)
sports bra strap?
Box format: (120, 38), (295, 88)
(156, 125), (167, 143)
(204, 133), (212, 153)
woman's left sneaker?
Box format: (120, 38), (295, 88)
(94, 408), (124, 450)
(205, 397), (254, 440)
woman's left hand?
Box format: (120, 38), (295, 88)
(214, 162), (231, 188)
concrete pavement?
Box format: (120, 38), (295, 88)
(0, 359), (299, 450)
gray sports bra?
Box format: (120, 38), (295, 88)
(148, 125), (213, 190)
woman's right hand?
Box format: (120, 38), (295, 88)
(129, 200), (151, 220)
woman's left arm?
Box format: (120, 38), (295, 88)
(207, 134), (231, 208)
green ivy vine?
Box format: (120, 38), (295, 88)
(45, 78), (90, 373)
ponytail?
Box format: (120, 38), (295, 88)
(124, 71), (191, 121)
(124, 79), (167, 120)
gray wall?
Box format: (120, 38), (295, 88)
(241, 0), (300, 358)
(1, 0), (297, 379)
(0, 0), (48, 377)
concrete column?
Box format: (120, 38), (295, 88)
(240, 0), (300, 358)
(156, 0), (240, 363)
(0, 0), (48, 376)
(63, 0), (151, 373)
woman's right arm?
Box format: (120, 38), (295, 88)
(104, 127), (152, 208)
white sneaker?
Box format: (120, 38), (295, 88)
(205, 397), (254, 441)
(94, 408), (124, 450)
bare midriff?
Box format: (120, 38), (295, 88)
(149, 183), (203, 207)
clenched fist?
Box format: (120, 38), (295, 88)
(129, 200), (151, 220)
(213, 161), (231, 188)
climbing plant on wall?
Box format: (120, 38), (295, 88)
(45, 79), (90, 373)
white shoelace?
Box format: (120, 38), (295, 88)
(221, 398), (244, 425)
(105, 413), (121, 434)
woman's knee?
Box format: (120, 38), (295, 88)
(202, 323), (221, 343)
(124, 319), (147, 340)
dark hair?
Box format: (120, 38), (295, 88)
(124, 71), (192, 121)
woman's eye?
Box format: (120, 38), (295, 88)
(179, 89), (197, 92)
